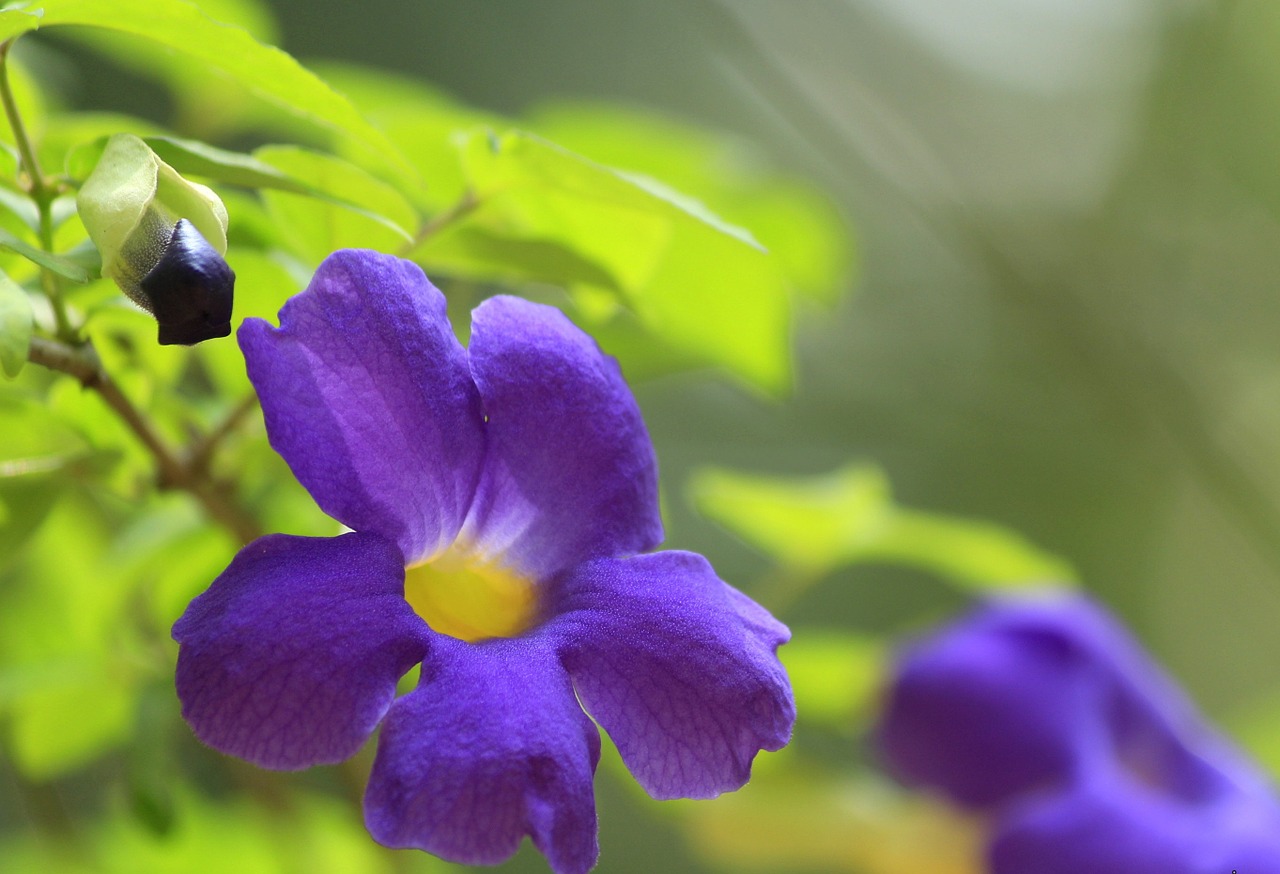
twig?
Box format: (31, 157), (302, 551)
(402, 190), (480, 254)
(186, 391), (260, 474)
(27, 336), (262, 545)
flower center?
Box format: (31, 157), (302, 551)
(403, 549), (539, 643)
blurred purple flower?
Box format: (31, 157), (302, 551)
(875, 593), (1280, 874)
(172, 249), (794, 874)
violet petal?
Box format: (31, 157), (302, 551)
(551, 551), (794, 800)
(876, 595), (1256, 810)
(989, 780), (1280, 874)
(365, 635), (600, 874)
(875, 601), (1098, 808)
(173, 532), (427, 769)
(239, 249), (485, 564)
(463, 295), (661, 579)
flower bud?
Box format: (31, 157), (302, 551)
(77, 133), (234, 345)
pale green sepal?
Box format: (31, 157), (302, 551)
(76, 133), (229, 299)
(154, 163), (228, 252)
(75, 133), (160, 284)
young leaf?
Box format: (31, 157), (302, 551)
(0, 7), (41, 45)
(253, 145), (418, 264)
(144, 136), (319, 195)
(0, 270), (32, 377)
(0, 228), (89, 281)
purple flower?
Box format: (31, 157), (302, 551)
(172, 250), (794, 873)
(875, 593), (1280, 874)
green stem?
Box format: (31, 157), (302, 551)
(0, 37), (73, 340)
(186, 391), (259, 474)
(35, 207), (72, 340)
(402, 190), (480, 255)
(0, 39), (45, 203)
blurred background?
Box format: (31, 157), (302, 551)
(6, 0), (1280, 871)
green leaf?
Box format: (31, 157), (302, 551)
(0, 392), (89, 459)
(137, 137), (432, 243)
(44, 344), (158, 491)
(0, 227), (90, 281)
(868, 512), (1077, 592)
(20, 0), (416, 184)
(73, 133), (246, 196)
(566, 302), (703, 384)
(49, 113), (165, 186)
(691, 464), (1075, 591)
(0, 183), (38, 232)
(144, 136), (321, 195)
(254, 145), (418, 264)
(0, 417), (101, 568)
(0, 48), (45, 177)
(532, 102), (854, 305)
(0, 478), (60, 567)
(422, 226), (621, 291)
(428, 130), (792, 391)
(57, 0), (283, 147)
(729, 185), (853, 307)
(0, 269), (32, 376)
(0, 7), (41, 45)
(0, 449), (114, 576)
(312, 61), (502, 212)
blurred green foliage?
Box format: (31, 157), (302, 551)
(0, 271), (31, 376)
(680, 773), (984, 874)
(691, 464), (1073, 589)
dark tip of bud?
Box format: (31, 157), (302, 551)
(139, 219), (235, 346)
